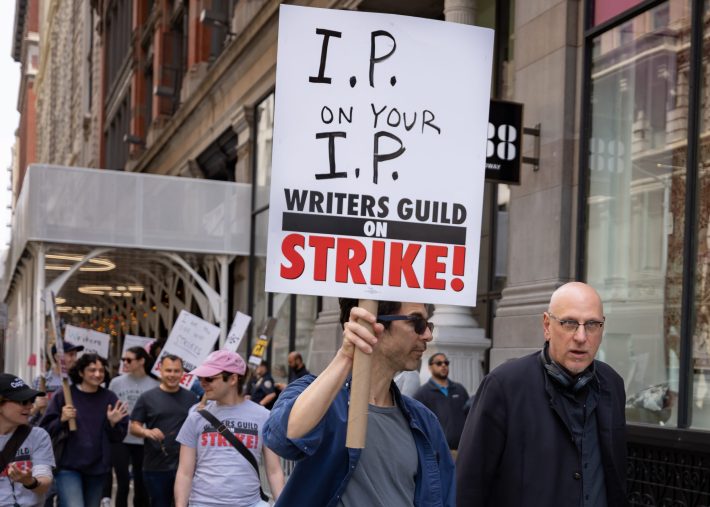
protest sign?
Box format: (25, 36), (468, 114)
(119, 335), (155, 374)
(151, 310), (220, 389)
(64, 325), (110, 359)
(222, 311), (252, 353)
(265, 5), (494, 306)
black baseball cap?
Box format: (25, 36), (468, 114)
(0, 373), (45, 402)
(51, 341), (85, 356)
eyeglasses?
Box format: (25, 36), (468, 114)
(199, 373), (233, 384)
(121, 357), (134, 363)
(377, 314), (434, 335)
(547, 313), (605, 335)
(2, 398), (34, 406)
(432, 360), (450, 366)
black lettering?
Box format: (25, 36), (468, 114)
(315, 132), (348, 180)
(334, 193), (347, 214)
(453, 204), (467, 224)
(403, 112), (417, 131)
(309, 191), (324, 213)
(361, 194), (375, 217)
(309, 28), (342, 84)
(284, 189), (307, 211)
(371, 103), (387, 128)
(377, 196), (389, 218)
(372, 131), (405, 184)
(369, 31), (397, 87)
(386, 108), (401, 128)
(321, 106), (334, 124)
(422, 110), (441, 134)
(347, 194), (359, 216)
(339, 107), (353, 124)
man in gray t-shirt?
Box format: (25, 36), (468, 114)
(107, 346), (158, 507)
(130, 355), (197, 507)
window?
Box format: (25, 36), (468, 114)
(585, 0), (691, 427)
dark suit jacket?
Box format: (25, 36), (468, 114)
(456, 352), (627, 507)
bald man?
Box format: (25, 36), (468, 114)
(456, 282), (626, 507)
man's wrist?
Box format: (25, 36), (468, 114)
(22, 477), (39, 490)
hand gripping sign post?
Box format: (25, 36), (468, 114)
(266, 6), (494, 448)
(44, 290), (77, 431)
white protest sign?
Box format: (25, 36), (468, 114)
(64, 325), (111, 359)
(151, 310), (220, 389)
(265, 5), (494, 305)
(120, 335), (155, 374)
(223, 311), (252, 352)
(63, 325), (88, 346)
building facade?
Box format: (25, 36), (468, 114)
(10, 0), (710, 503)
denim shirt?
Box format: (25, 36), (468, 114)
(263, 375), (456, 507)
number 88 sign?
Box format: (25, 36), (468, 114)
(485, 100), (523, 185)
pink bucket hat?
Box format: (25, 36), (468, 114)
(190, 350), (246, 377)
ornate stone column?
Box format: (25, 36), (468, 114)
(423, 0), (491, 395)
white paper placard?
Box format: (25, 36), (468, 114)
(64, 325), (110, 359)
(222, 311), (252, 353)
(150, 310), (220, 389)
(265, 5), (494, 306)
(119, 335), (155, 374)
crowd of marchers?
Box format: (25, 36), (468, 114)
(1, 282), (626, 507)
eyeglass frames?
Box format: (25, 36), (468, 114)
(432, 360), (450, 366)
(0, 398), (35, 406)
(547, 313), (604, 335)
(377, 314), (434, 335)
(198, 372), (234, 384)
(121, 357), (134, 363)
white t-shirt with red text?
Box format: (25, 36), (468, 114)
(177, 400), (269, 507)
(0, 426), (55, 507)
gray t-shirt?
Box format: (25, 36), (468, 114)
(0, 426), (55, 507)
(131, 386), (198, 471)
(109, 373), (159, 445)
(176, 400), (269, 507)
(338, 403), (418, 507)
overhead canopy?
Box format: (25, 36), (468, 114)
(2, 164), (262, 378)
(3, 164), (256, 299)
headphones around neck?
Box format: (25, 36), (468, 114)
(539, 342), (595, 393)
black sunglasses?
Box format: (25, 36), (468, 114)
(432, 360), (450, 366)
(377, 314), (434, 335)
(198, 372), (234, 384)
(1, 398), (34, 406)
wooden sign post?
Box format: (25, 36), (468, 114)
(45, 290), (77, 431)
(345, 299), (378, 448)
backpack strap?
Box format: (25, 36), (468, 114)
(198, 409), (268, 501)
(0, 425), (32, 471)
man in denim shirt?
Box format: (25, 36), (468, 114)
(263, 299), (455, 507)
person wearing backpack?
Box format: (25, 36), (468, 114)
(174, 350), (285, 507)
(0, 373), (55, 506)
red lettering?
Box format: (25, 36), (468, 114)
(335, 238), (366, 284)
(218, 434), (228, 447)
(201, 433), (208, 446)
(280, 233), (305, 279)
(389, 242), (421, 288)
(309, 235), (335, 281)
(423, 245), (447, 290)
(370, 240), (385, 285)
